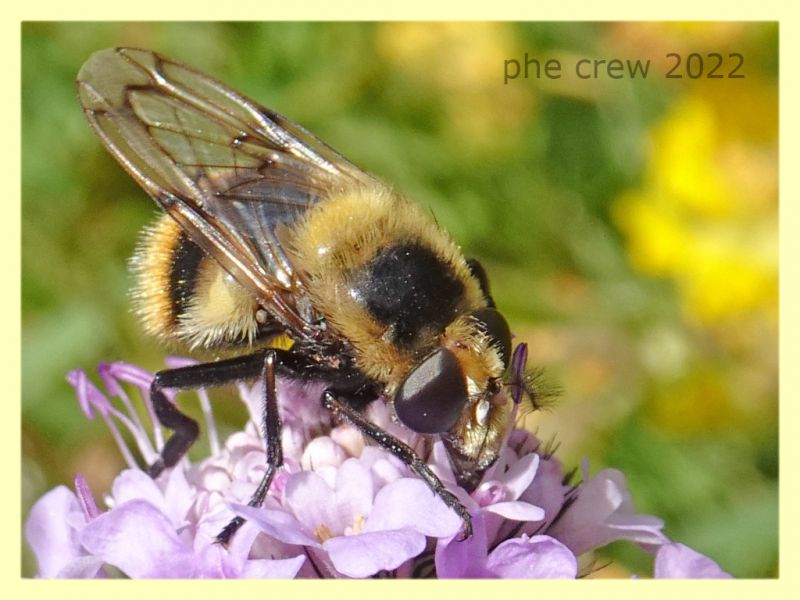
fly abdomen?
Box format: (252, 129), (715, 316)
(131, 214), (261, 349)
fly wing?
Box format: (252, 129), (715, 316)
(77, 47), (374, 334)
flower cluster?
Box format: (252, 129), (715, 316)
(24, 354), (731, 579)
(612, 93), (777, 328)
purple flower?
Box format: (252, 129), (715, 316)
(546, 462), (668, 556)
(435, 511), (577, 578)
(25, 470), (304, 579)
(236, 458), (462, 577)
(654, 543), (732, 579)
(81, 497), (304, 578)
(24, 480), (104, 578)
(24, 351), (731, 578)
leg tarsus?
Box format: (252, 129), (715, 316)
(148, 375), (200, 476)
(215, 517), (246, 547)
(147, 457), (166, 479)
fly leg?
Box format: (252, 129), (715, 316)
(215, 350), (284, 546)
(147, 351), (268, 478)
(321, 390), (473, 539)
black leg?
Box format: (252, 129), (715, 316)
(147, 346), (378, 547)
(322, 390), (473, 539)
(147, 351), (267, 478)
(466, 257), (495, 308)
(215, 350), (284, 547)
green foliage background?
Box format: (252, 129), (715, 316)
(21, 22), (778, 577)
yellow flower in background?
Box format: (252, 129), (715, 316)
(613, 90), (777, 327)
(376, 22), (533, 152)
(377, 22), (512, 91)
(647, 367), (741, 434)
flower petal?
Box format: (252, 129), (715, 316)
(80, 500), (195, 578)
(606, 513), (668, 545)
(486, 535), (578, 579)
(301, 436), (348, 471)
(110, 469), (165, 508)
(519, 456), (568, 531)
(363, 478), (463, 538)
(284, 467), (370, 536)
(654, 543), (732, 578)
(56, 556), (106, 578)
(324, 530), (424, 578)
(434, 513), (494, 578)
(364, 451), (406, 487)
(24, 486), (83, 578)
(333, 458), (375, 524)
(163, 464), (196, 525)
(548, 467), (665, 555)
(213, 521), (261, 571)
(110, 469), (193, 531)
(429, 441), (458, 485)
(240, 555), (306, 579)
(500, 453), (540, 500)
(484, 500), (545, 522)
(232, 503), (319, 547)
(283, 470), (333, 526)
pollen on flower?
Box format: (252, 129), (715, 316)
(314, 524), (335, 543)
(345, 514), (366, 536)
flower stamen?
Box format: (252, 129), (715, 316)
(314, 524), (335, 543)
(349, 514), (366, 536)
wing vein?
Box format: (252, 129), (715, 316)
(77, 47), (378, 338)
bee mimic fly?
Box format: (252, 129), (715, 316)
(76, 48), (538, 546)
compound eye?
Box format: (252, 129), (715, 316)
(394, 348), (469, 434)
(471, 308), (512, 369)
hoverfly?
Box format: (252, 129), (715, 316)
(77, 48), (535, 545)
